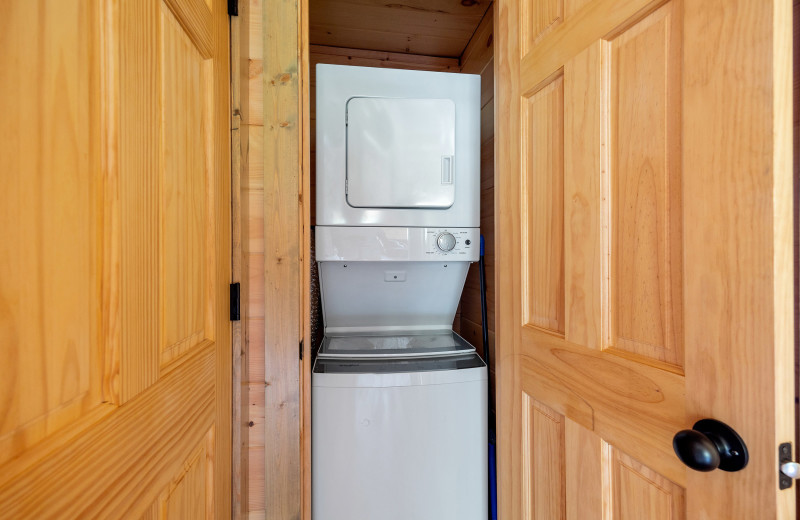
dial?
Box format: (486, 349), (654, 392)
(436, 232), (456, 252)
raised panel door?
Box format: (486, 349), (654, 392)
(0, 0), (232, 516)
(496, 0), (793, 517)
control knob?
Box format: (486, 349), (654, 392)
(436, 232), (456, 252)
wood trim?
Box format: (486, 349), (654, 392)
(460, 4), (494, 75)
(301, 1), (312, 519)
(262, 0), (303, 517)
(212, 1), (234, 515)
(310, 44), (459, 71)
(230, 1), (247, 516)
(495, 0), (524, 517)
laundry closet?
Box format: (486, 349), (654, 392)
(236, 2), (497, 517)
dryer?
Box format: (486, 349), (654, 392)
(315, 64), (480, 227)
(312, 64), (487, 520)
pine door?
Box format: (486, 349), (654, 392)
(495, 0), (794, 517)
(0, 0), (232, 516)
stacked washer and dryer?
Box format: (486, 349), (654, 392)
(312, 64), (488, 520)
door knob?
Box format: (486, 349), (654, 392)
(672, 419), (748, 472)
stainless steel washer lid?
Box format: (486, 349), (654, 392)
(312, 353), (486, 387)
(317, 330), (476, 359)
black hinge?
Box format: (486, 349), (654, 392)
(228, 0), (238, 16)
(230, 282), (240, 321)
(299, 340), (304, 361)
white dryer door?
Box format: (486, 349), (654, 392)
(346, 97), (455, 208)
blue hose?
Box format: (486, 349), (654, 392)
(479, 235), (497, 520)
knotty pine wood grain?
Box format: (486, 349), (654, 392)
(261, 0), (304, 518)
(310, 0), (491, 57)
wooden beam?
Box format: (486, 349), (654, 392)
(262, 0), (303, 518)
(301, 1), (312, 519)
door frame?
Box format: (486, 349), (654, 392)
(228, 0), (311, 518)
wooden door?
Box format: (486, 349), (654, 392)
(495, 0), (793, 518)
(0, 0), (231, 517)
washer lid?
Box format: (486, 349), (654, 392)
(312, 353), (486, 387)
(318, 330), (475, 359)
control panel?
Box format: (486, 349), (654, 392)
(424, 229), (476, 257)
(316, 226), (479, 262)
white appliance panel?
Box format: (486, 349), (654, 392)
(319, 261), (469, 334)
(316, 226), (479, 262)
(347, 98), (455, 209)
(316, 64), (480, 227)
(312, 360), (488, 520)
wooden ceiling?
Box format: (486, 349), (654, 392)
(309, 0), (492, 58)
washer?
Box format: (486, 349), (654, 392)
(313, 349), (487, 520)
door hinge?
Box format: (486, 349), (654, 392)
(230, 282), (241, 321)
(299, 340), (304, 361)
(228, 0), (238, 16)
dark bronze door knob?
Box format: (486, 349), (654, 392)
(673, 419), (748, 472)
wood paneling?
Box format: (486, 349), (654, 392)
(311, 44), (459, 74)
(0, 346), (217, 517)
(0, 0), (107, 466)
(612, 448), (685, 520)
(230, 0), (249, 512)
(608, 2), (683, 369)
(309, 0), (492, 57)
(160, 3), (216, 367)
(460, 9), (495, 75)
(497, 0), (794, 517)
(260, 0), (305, 518)
(119, 0), (162, 402)
(520, 0), (563, 56)
(523, 74), (565, 334)
(0, 0), (232, 516)
(564, 419), (605, 520)
(161, 427), (215, 519)
(564, 42), (602, 351)
(521, 395), (566, 519)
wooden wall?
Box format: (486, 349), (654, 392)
(239, 0), (265, 515)
(457, 7), (496, 414)
(238, 0), (307, 518)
